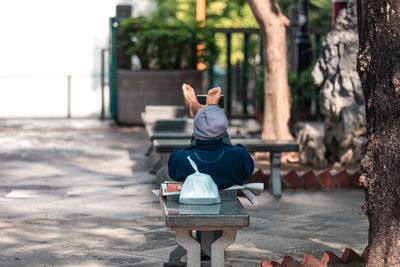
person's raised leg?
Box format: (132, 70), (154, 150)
(182, 83), (204, 118)
(206, 87), (221, 105)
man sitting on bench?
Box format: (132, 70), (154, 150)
(168, 84), (254, 189)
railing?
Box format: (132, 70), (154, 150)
(0, 74), (107, 119)
(210, 25), (330, 118)
(210, 28), (261, 117)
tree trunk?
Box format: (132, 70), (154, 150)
(357, 0), (400, 266)
(246, 0), (293, 141)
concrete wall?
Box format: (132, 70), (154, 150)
(0, 0), (154, 118)
(116, 69), (202, 125)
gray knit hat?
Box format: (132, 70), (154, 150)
(194, 105), (228, 140)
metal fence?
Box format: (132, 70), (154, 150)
(0, 74), (108, 119)
(209, 25), (330, 118)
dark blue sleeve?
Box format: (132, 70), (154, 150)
(168, 149), (185, 182)
(235, 144), (255, 182)
(168, 149), (178, 181)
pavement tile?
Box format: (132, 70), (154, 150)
(282, 170), (305, 189)
(301, 170), (323, 190)
(320, 251), (343, 265)
(317, 169), (339, 189)
(281, 255), (302, 267)
(246, 169), (269, 189)
(262, 261), (283, 267)
(300, 254), (323, 267)
(341, 248), (365, 263)
(334, 169), (353, 188)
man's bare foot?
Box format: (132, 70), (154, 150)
(206, 87), (221, 105)
(182, 83), (204, 117)
(182, 83), (197, 104)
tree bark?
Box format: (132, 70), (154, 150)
(246, 0), (293, 141)
(357, 0), (400, 266)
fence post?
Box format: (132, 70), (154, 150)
(288, 4), (299, 70)
(296, 0), (312, 73)
(315, 34), (322, 58)
(109, 17), (118, 120)
(100, 49), (106, 120)
(208, 60), (214, 90)
(258, 35), (264, 110)
(242, 33), (249, 116)
(226, 33), (232, 117)
(67, 75), (71, 119)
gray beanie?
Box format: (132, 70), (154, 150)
(194, 105), (228, 140)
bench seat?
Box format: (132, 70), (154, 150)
(145, 118), (193, 141)
(153, 138), (298, 153)
(149, 131), (193, 141)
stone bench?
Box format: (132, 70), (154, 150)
(160, 190), (248, 267)
(140, 105), (189, 157)
(141, 105), (185, 124)
(153, 138), (299, 197)
(143, 119), (194, 175)
(142, 95), (224, 142)
(146, 119), (194, 141)
(141, 94), (223, 127)
(196, 94), (224, 108)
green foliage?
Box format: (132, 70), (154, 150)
(121, 0), (332, 70)
(277, 0), (332, 27)
(309, 0), (332, 27)
(255, 68), (264, 109)
(288, 63), (319, 112)
(207, 0), (258, 66)
(151, 0), (260, 67)
(118, 15), (218, 70)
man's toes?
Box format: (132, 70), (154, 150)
(208, 87), (221, 95)
(187, 85), (195, 93)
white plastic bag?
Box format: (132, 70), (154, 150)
(179, 156), (221, 205)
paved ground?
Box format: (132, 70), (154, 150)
(0, 120), (368, 267)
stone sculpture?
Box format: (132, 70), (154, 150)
(306, 0), (366, 166)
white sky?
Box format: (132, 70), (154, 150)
(0, 0), (154, 117)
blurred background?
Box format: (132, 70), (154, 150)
(0, 0), (155, 118)
(0, 0), (332, 119)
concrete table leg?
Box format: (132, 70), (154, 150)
(145, 144), (153, 157)
(269, 152), (282, 197)
(156, 165), (170, 184)
(210, 228), (237, 267)
(200, 231), (214, 257)
(149, 152), (161, 174)
(174, 228), (201, 267)
(168, 245), (186, 266)
(151, 153), (169, 174)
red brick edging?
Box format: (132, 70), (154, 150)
(246, 168), (361, 190)
(261, 247), (366, 267)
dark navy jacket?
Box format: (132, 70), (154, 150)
(168, 138), (254, 189)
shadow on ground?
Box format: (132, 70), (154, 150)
(0, 120), (368, 266)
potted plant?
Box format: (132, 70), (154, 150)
(113, 13), (218, 124)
